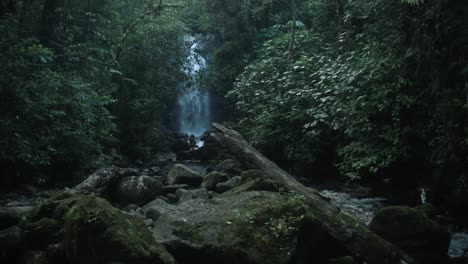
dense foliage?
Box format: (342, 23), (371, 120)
(0, 0), (187, 185)
(1, 0), (467, 212)
(195, 0), (467, 205)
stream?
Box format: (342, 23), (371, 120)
(319, 189), (468, 258)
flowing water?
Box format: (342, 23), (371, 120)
(319, 189), (468, 258)
(178, 36), (211, 139)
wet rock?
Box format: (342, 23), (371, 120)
(122, 204), (139, 212)
(162, 184), (190, 195)
(202, 171), (229, 190)
(177, 188), (209, 204)
(167, 164), (203, 187)
(240, 170), (267, 182)
(24, 218), (61, 248)
(144, 219), (154, 227)
(328, 256), (358, 264)
(216, 176), (242, 193)
(121, 168), (139, 177)
(211, 159), (243, 176)
(152, 191), (338, 264)
(46, 243), (67, 264)
(113, 176), (163, 205)
(0, 225), (23, 249)
(142, 199), (175, 221)
(223, 178), (282, 195)
(64, 195), (175, 264)
(21, 250), (48, 264)
(369, 206), (451, 264)
(0, 206), (35, 229)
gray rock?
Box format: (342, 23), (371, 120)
(216, 176), (242, 193)
(369, 206), (451, 264)
(142, 199), (175, 221)
(21, 250), (48, 264)
(178, 188), (209, 204)
(64, 195), (175, 264)
(167, 164), (203, 187)
(152, 191), (332, 264)
(144, 219), (154, 227)
(113, 176), (163, 205)
(240, 170), (267, 181)
(212, 159), (243, 175)
(0, 225), (23, 249)
(122, 168), (140, 177)
(162, 184), (190, 195)
(122, 204), (139, 212)
(202, 171), (229, 190)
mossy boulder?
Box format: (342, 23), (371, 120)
(369, 206), (451, 263)
(152, 191), (340, 264)
(112, 176), (164, 205)
(240, 170), (267, 182)
(167, 164), (203, 187)
(201, 171), (229, 190)
(63, 195), (175, 264)
(215, 176), (242, 193)
(24, 218), (61, 248)
(223, 178), (282, 195)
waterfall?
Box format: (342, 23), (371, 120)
(178, 36), (211, 138)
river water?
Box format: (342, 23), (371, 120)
(177, 36), (211, 139)
(319, 189), (468, 258)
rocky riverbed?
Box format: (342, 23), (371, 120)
(1, 128), (467, 264)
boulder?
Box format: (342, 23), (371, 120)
(21, 250), (48, 264)
(369, 206), (451, 264)
(240, 170), (267, 182)
(210, 159), (243, 176)
(202, 172), (229, 190)
(0, 225), (23, 249)
(216, 176), (242, 193)
(0, 206), (35, 229)
(152, 191), (341, 264)
(113, 176), (163, 205)
(142, 199), (176, 222)
(177, 188), (210, 204)
(64, 195), (175, 264)
(24, 218), (61, 248)
(223, 178), (282, 195)
(167, 164), (203, 187)
(162, 184), (190, 195)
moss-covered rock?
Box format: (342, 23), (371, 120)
(63, 195), (175, 264)
(167, 164), (203, 187)
(201, 171), (229, 190)
(369, 206), (451, 264)
(153, 191), (339, 264)
(223, 178), (282, 195)
(112, 176), (164, 205)
(240, 170), (267, 182)
(24, 218), (61, 248)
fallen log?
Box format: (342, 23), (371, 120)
(208, 123), (414, 264)
(71, 166), (125, 195)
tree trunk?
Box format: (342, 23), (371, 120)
(207, 123), (414, 264)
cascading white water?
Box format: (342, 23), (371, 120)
(178, 36), (211, 139)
